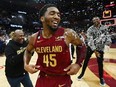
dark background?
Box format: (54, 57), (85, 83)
(0, 0), (116, 33)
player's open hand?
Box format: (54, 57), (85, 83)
(64, 64), (80, 75)
(24, 64), (40, 74)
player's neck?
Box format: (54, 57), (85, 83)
(42, 30), (52, 38)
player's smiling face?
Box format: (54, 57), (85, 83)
(43, 7), (61, 31)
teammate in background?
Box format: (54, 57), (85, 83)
(77, 17), (111, 86)
(24, 4), (84, 87)
(5, 29), (33, 87)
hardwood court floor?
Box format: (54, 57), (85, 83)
(0, 47), (116, 87)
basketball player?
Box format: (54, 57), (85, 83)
(24, 4), (84, 87)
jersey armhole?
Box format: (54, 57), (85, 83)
(33, 31), (41, 48)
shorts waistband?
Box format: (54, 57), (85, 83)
(39, 71), (67, 77)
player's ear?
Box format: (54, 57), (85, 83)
(40, 16), (44, 22)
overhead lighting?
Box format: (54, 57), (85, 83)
(18, 11), (27, 14)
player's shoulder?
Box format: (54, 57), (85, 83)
(30, 32), (38, 38)
(28, 32), (38, 44)
(63, 28), (78, 39)
(64, 28), (76, 34)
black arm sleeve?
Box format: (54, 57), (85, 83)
(76, 44), (86, 67)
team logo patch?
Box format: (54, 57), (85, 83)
(37, 36), (43, 43)
(55, 36), (64, 41)
(38, 36), (40, 39)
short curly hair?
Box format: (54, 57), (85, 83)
(39, 4), (57, 18)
